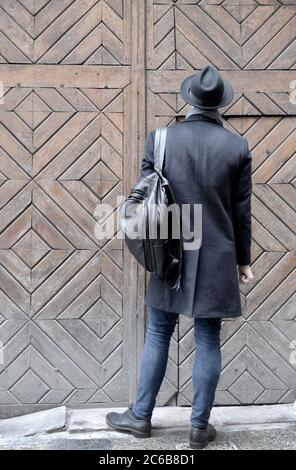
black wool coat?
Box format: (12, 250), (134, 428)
(140, 114), (252, 319)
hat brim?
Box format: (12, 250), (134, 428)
(180, 73), (234, 109)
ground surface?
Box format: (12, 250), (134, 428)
(0, 405), (295, 450)
(0, 424), (295, 450)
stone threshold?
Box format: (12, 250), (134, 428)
(0, 403), (295, 438)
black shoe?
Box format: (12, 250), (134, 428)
(105, 406), (151, 438)
(190, 424), (217, 449)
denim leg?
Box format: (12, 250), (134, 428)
(190, 318), (222, 428)
(132, 306), (179, 420)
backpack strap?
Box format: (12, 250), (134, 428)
(154, 127), (167, 174)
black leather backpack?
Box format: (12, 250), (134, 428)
(119, 127), (182, 290)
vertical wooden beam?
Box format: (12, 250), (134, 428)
(125, 0), (147, 403)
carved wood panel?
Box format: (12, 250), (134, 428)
(147, 0), (296, 406)
(0, 0), (138, 417)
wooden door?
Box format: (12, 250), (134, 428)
(0, 1), (295, 418)
(146, 0), (296, 406)
(0, 0), (147, 417)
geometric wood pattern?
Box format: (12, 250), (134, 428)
(0, 0), (130, 65)
(147, 0), (296, 406)
(0, 79), (131, 411)
(147, 0), (296, 72)
(0, 0), (136, 417)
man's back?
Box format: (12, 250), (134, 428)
(141, 113), (252, 318)
(163, 114), (246, 206)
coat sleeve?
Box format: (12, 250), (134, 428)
(232, 138), (253, 266)
(140, 130), (155, 178)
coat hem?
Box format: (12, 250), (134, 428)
(144, 298), (242, 319)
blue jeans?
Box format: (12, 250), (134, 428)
(132, 307), (222, 428)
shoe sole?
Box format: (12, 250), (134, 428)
(189, 434), (216, 450)
(105, 416), (151, 439)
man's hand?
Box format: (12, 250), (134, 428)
(238, 265), (254, 284)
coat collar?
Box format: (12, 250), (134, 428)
(183, 113), (224, 127)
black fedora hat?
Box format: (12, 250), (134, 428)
(180, 65), (234, 109)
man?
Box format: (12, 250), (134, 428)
(106, 65), (254, 449)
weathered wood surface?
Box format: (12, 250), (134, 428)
(0, 0), (295, 414)
(0, 0), (137, 416)
(147, 0), (296, 406)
